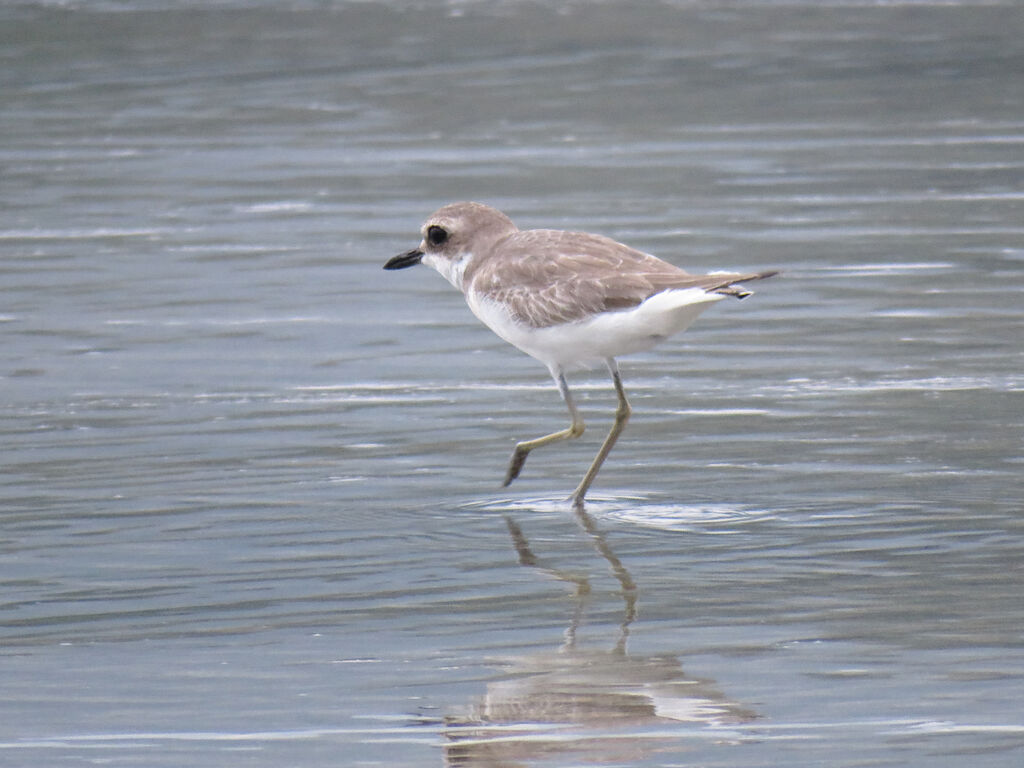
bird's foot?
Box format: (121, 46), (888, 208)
(502, 445), (529, 486)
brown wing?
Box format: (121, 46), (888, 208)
(468, 229), (775, 329)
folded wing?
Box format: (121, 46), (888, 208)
(469, 229), (776, 329)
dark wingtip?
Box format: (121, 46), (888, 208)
(712, 269), (778, 299)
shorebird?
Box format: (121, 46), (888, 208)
(384, 202), (775, 506)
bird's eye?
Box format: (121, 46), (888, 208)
(427, 225), (448, 247)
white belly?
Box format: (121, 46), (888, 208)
(467, 288), (724, 369)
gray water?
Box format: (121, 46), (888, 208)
(2, 1), (1023, 766)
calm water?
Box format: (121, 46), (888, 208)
(2, 1), (1023, 766)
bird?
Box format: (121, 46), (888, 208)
(384, 201), (775, 506)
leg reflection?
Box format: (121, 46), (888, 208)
(573, 504), (637, 655)
(504, 515), (590, 652)
(442, 510), (757, 766)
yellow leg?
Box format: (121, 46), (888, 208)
(570, 359), (631, 507)
(503, 371), (584, 487)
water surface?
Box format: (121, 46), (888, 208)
(2, 1), (1022, 766)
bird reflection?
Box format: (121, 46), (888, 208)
(443, 506), (756, 766)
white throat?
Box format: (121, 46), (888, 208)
(423, 251), (472, 291)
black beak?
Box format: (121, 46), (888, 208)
(383, 249), (424, 270)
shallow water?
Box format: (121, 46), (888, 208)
(2, 1), (1023, 766)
